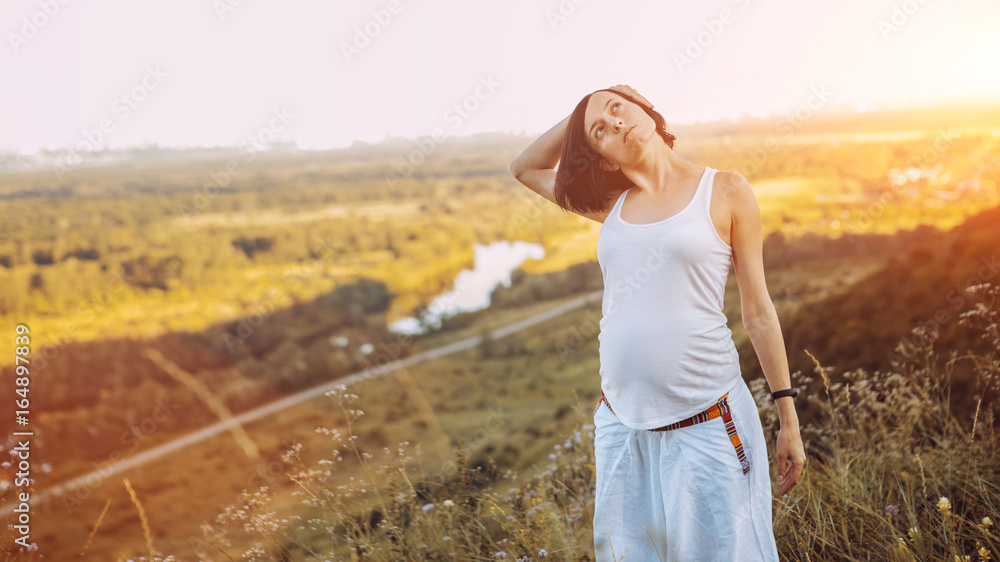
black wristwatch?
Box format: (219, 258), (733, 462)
(771, 388), (798, 401)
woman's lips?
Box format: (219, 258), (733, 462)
(624, 125), (635, 143)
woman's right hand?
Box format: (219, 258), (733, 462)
(606, 84), (653, 110)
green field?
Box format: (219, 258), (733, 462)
(2, 102), (1000, 560)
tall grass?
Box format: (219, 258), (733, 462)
(131, 283), (1000, 561)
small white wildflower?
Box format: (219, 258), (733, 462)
(937, 496), (951, 512)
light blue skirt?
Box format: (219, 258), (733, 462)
(592, 375), (780, 561)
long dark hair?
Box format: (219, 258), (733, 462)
(554, 89), (677, 215)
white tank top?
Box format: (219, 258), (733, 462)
(596, 166), (741, 430)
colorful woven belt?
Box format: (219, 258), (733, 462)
(595, 389), (750, 474)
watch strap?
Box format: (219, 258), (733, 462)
(771, 388), (798, 401)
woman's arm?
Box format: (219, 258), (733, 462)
(509, 115), (610, 223)
(510, 114), (570, 179)
(724, 170), (807, 497)
(510, 85), (649, 223)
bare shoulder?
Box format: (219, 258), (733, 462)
(713, 170), (758, 212)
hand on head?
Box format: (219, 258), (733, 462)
(605, 84), (653, 110)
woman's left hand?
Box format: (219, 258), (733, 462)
(775, 424), (806, 497)
(606, 84), (654, 110)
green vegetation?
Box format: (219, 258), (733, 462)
(167, 284), (999, 560)
(0, 124), (998, 361)
(1, 105), (999, 559)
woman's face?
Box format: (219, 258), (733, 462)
(583, 91), (655, 168)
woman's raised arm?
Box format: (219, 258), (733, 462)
(509, 114), (609, 223)
(510, 114), (570, 180)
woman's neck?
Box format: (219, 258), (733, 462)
(622, 142), (697, 195)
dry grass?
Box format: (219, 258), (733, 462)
(122, 283), (998, 561)
(80, 498), (111, 558)
(123, 477), (157, 560)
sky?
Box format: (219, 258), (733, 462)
(2, 0), (1000, 154)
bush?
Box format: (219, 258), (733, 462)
(166, 284), (1000, 561)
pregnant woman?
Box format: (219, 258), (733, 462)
(510, 84), (806, 560)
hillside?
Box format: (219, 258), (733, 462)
(777, 202), (1000, 416)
